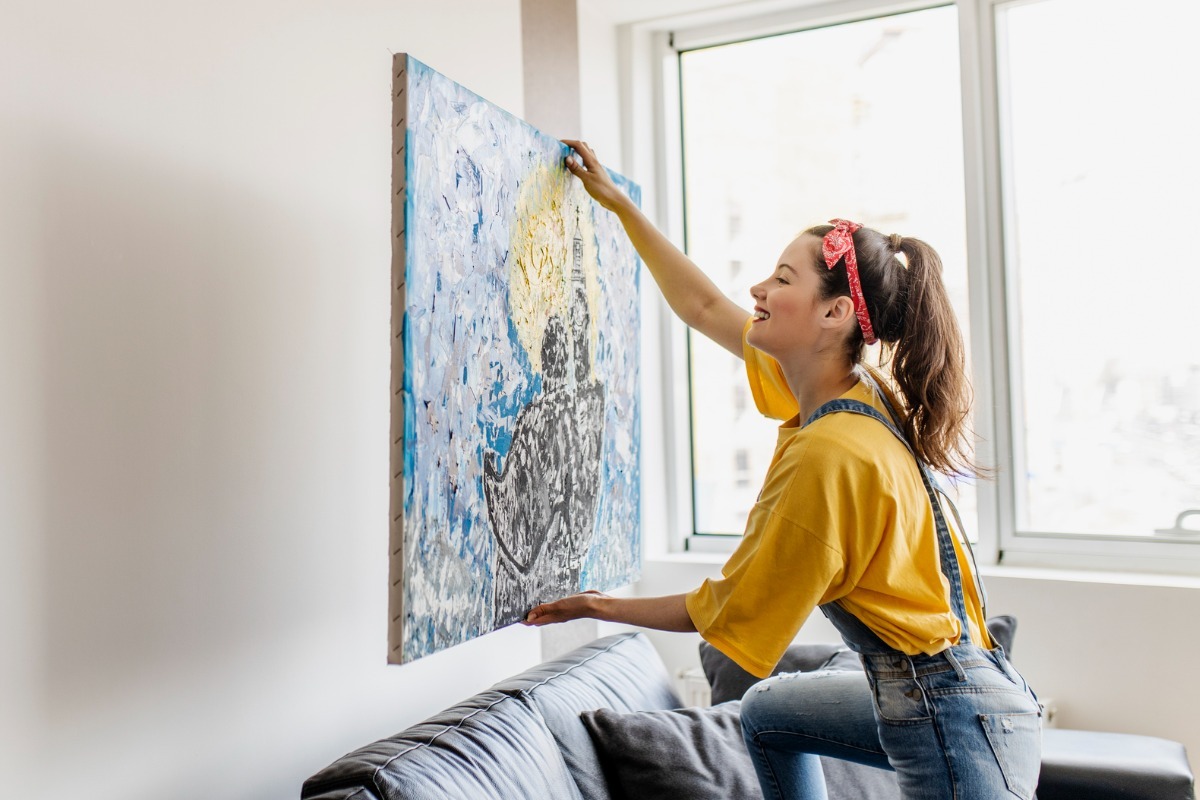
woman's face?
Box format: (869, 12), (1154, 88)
(745, 234), (839, 360)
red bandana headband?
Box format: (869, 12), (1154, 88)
(822, 218), (877, 345)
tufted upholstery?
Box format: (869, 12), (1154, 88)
(489, 633), (681, 800)
(301, 633), (680, 800)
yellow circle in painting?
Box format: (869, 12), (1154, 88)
(508, 163), (600, 377)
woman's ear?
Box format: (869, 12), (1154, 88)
(821, 296), (856, 329)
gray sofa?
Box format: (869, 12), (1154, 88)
(302, 634), (681, 800)
(302, 632), (1194, 799)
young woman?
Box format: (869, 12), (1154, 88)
(525, 140), (1042, 800)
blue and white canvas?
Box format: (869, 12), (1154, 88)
(389, 54), (642, 664)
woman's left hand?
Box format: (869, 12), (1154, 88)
(524, 591), (697, 633)
(523, 590), (609, 626)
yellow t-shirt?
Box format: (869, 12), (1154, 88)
(685, 326), (990, 679)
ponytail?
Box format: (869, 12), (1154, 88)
(889, 237), (978, 477)
(807, 224), (983, 477)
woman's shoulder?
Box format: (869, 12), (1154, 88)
(777, 383), (915, 483)
(793, 413), (899, 470)
(759, 404), (915, 539)
(767, 423), (880, 489)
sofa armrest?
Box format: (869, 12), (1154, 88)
(300, 691), (583, 800)
(1038, 728), (1195, 800)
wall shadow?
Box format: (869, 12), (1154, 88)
(32, 131), (372, 731)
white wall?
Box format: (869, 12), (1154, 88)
(0, 3), (550, 799)
(576, 2), (624, 168)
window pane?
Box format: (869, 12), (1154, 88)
(999, 0), (1200, 537)
(680, 6), (974, 535)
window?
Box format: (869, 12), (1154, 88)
(639, 0), (1200, 569)
(996, 0), (1200, 542)
(680, 4), (975, 537)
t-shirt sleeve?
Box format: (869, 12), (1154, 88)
(686, 509), (845, 678)
(742, 319), (799, 421)
(685, 439), (852, 678)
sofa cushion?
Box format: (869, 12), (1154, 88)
(300, 690), (583, 800)
(577, 700), (913, 800)
(986, 614), (1018, 657)
(490, 633), (682, 800)
(580, 701), (762, 800)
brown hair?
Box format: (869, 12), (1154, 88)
(806, 224), (982, 477)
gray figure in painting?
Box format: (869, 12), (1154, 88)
(565, 210), (606, 586)
(484, 211), (606, 626)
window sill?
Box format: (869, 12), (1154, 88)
(646, 552), (1200, 591)
(977, 563), (1200, 591)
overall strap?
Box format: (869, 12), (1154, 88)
(804, 397), (976, 646)
(855, 373), (990, 620)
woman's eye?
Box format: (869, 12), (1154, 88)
(775, 276), (789, 285)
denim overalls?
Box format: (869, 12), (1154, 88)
(739, 391), (1043, 800)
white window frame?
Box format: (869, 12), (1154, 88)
(618, 0), (1200, 574)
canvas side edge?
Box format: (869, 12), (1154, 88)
(387, 53), (410, 665)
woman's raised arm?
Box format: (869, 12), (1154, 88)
(563, 139), (748, 358)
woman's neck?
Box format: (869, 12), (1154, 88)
(781, 357), (860, 424)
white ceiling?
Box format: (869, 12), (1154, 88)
(578, 0), (827, 27)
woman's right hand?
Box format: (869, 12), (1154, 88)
(561, 137), (748, 359)
(562, 139), (629, 213)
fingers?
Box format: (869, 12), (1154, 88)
(562, 138), (591, 160)
(524, 600), (553, 624)
(561, 138), (601, 172)
(523, 591), (601, 625)
(523, 602), (555, 626)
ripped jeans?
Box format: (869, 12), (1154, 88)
(739, 644), (1042, 800)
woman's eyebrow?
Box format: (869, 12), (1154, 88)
(777, 263), (798, 274)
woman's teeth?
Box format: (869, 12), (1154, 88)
(754, 310), (770, 320)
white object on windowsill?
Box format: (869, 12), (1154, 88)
(1155, 510), (1200, 537)
(678, 667), (712, 708)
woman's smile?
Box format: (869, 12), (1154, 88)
(745, 234), (828, 357)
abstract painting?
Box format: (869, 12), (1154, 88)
(389, 54), (642, 664)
